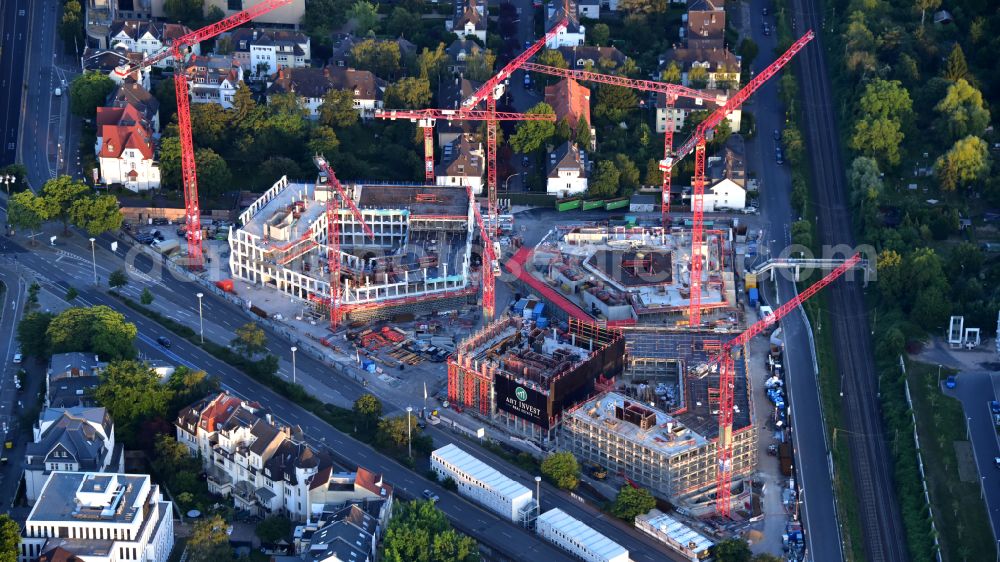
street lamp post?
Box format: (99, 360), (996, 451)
(196, 292), (204, 344)
(535, 476), (542, 510)
(503, 172), (518, 193)
(406, 406), (413, 458)
(89, 238), (97, 285)
(937, 364), (942, 387)
(291, 346), (298, 384)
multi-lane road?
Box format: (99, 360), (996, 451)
(0, 0), (29, 168)
(789, 0), (909, 560)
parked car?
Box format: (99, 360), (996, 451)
(12, 352), (22, 364)
(995, 456), (1000, 469)
(775, 146), (784, 164)
(422, 490), (440, 502)
(156, 336), (172, 348)
(945, 375), (957, 389)
(991, 400), (1000, 415)
(762, 22), (771, 35)
(762, 7), (768, 16)
(773, 128), (781, 141)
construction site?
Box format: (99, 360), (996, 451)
(508, 224), (740, 326)
(227, 169), (479, 323)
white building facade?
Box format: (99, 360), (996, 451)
(430, 444), (535, 523)
(546, 142), (588, 197)
(536, 509), (629, 562)
(20, 472), (174, 562)
(703, 178), (746, 212)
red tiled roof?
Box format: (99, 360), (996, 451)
(355, 466), (393, 497)
(200, 394), (243, 433)
(97, 104), (154, 160)
(545, 78), (590, 130)
(506, 247), (590, 322)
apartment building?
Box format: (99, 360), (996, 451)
(546, 141), (588, 197)
(107, 20), (196, 68)
(265, 67), (385, 119)
(185, 55), (244, 108)
(95, 104), (160, 192)
(230, 28), (311, 79)
(435, 135), (484, 195)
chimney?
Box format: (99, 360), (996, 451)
(278, 68), (284, 80)
(253, 30), (258, 40)
(323, 66), (330, 79)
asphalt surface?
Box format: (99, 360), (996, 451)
(789, 0), (909, 560)
(0, 0), (29, 168)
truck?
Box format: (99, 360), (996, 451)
(151, 239), (179, 254)
(604, 197), (629, 211)
(555, 196), (582, 211)
(582, 198), (605, 211)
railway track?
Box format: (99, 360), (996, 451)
(787, 0), (910, 560)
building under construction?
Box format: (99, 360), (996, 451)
(447, 316), (625, 442)
(506, 225), (739, 327)
(228, 174), (479, 322)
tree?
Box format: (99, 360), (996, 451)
(0, 515), (20, 562)
(847, 156), (882, 209)
(108, 269), (128, 291)
(610, 485), (656, 520)
(386, 77), (432, 109)
(465, 50), (497, 82)
(553, 118), (572, 144)
(590, 23), (610, 46)
(350, 39), (401, 78)
(417, 43), (449, 84)
(205, 4), (225, 22)
(194, 148), (232, 198)
(255, 516), (293, 544)
(41, 176), (89, 235)
(140, 288), (154, 305)
(382, 500), (479, 562)
(66, 287), (79, 301)
(688, 66), (708, 89)
(618, 0), (667, 15)
(738, 39), (758, 69)
(159, 136), (182, 189)
(163, 0), (205, 27)
(347, 0), (379, 35)
(47, 306), (137, 359)
(376, 414), (422, 450)
(593, 84), (637, 123)
(70, 194), (123, 236)
(256, 157), (303, 186)
(232, 322), (267, 358)
(850, 117), (903, 166)
(590, 161), (620, 198)
(858, 79), (912, 122)
(353, 393), (383, 429)
(615, 154), (640, 193)
(59, 0), (84, 55)
(508, 103), (556, 154)
(188, 515), (234, 562)
(319, 89), (359, 128)
(307, 126), (341, 158)
(935, 135), (989, 191)
(942, 42), (967, 81)
(713, 538), (752, 562)
(154, 78), (178, 123)
(575, 119), (591, 148)
(644, 158), (662, 185)
(93, 360), (172, 443)
(8, 191), (48, 243)
(69, 72), (115, 118)
(541, 451), (579, 490)
(912, 284), (951, 329)
(934, 79), (991, 141)
(17, 312), (53, 359)
(387, 7), (422, 39)
(189, 102), (231, 150)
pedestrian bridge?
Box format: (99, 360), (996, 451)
(748, 258), (871, 284)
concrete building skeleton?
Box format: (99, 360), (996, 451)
(228, 175), (479, 322)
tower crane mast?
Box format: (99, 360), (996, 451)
(705, 253), (861, 516)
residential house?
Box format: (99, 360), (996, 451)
(686, 0), (726, 49)
(150, 0), (306, 27)
(306, 466), (394, 524)
(546, 141), (588, 197)
(175, 392), (335, 521)
(446, 40), (483, 75)
(436, 77), (483, 148)
(24, 407), (123, 504)
(660, 46), (740, 89)
(329, 34), (415, 70)
(544, 78), (592, 138)
(230, 28), (311, 79)
(95, 104), (160, 192)
(46, 353), (104, 409)
(108, 78), (160, 133)
(80, 47), (149, 89)
(266, 66), (385, 119)
(107, 20), (196, 68)
(557, 45), (627, 71)
(114, 0), (154, 20)
(185, 54), (244, 108)
(578, 0), (600, 19)
(449, 0), (487, 43)
(436, 135), (484, 194)
(296, 505), (382, 562)
(654, 89), (739, 134)
(19, 472), (174, 562)
(707, 134), (745, 187)
(701, 178), (746, 211)
(545, 3), (586, 48)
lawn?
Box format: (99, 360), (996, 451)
(906, 361), (994, 561)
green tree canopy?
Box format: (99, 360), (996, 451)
(386, 7), (421, 39)
(353, 393), (383, 429)
(48, 306), (137, 360)
(93, 360), (173, 444)
(188, 515), (234, 562)
(688, 66), (708, 89)
(17, 312), (54, 359)
(8, 191), (49, 240)
(935, 135), (989, 191)
(593, 84), (637, 123)
(231, 82), (262, 132)
(232, 322), (267, 358)
(615, 154), (641, 193)
(575, 119), (592, 148)
(713, 538), (752, 562)
(255, 516), (293, 544)
(934, 79), (991, 141)
(618, 0), (667, 15)
(610, 485), (656, 520)
(660, 62), (682, 83)
(376, 414), (422, 450)
(858, 78), (912, 122)
(417, 43), (449, 83)
(351, 39), (401, 78)
(70, 194), (123, 236)
(194, 148), (232, 198)
(163, 0), (205, 27)
(589, 160), (621, 198)
(59, 1), (85, 55)
(847, 156), (883, 209)
(850, 116), (903, 166)
(738, 39), (759, 69)
(508, 103), (556, 154)
(347, 0), (380, 35)
(154, 78), (178, 123)
(108, 269), (128, 291)
(381, 500), (480, 562)
(41, 176), (90, 234)
(190, 102), (231, 150)
(589, 23), (610, 46)
(307, 126), (341, 159)
(942, 42), (967, 81)
(465, 50), (497, 82)
(319, 89), (360, 129)
(159, 136), (182, 189)
(0, 514), (20, 562)
(69, 72), (115, 118)
(541, 451), (580, 490)
(386, 77), (432, 109)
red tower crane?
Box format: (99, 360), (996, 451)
(114, 0), (295, 268)
(701, 253), (861, 516)
(518, 62), (723, 226)
(660, 30), (815, 326)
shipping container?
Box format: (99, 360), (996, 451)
(555, 197), (582, 211)
(748, 287), (759, 307)
(582, 198), (606, 211)
(682, 219), (715, 228)
(604, 197), (629, 211)
(745, 273), (758, 289)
